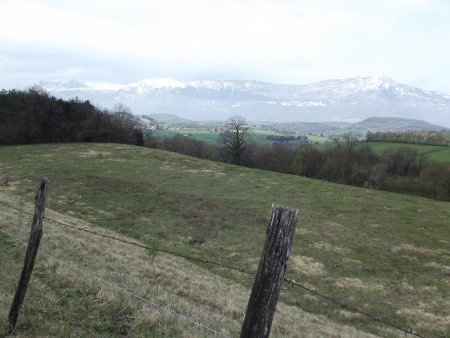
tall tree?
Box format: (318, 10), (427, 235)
(221, 116), (249, 164)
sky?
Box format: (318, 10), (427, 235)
(0, 0), (449, 91)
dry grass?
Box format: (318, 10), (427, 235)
(334, 278), (384, 293)
(0, 192), (375, 337)
(78, 149), (112, 158)
(391, 243), (449, 256)
(424, 261), (450, 276)
(396, 306), (450, 336)
(289, 255), (327, 277)
(310, 242), (352, 255)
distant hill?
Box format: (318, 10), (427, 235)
(39, 76), (450, 127)
(148, 113), (193, 124)
(349, 117), (447, 133)
(265, 117), (447, 135)
(143, 113), (448, 135)
(259, 121), (353, 135)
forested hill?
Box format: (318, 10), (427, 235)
(0, 87), (143, 146)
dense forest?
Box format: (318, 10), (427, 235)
(0, 87), (143, 146)
(146, 134), (450, 201)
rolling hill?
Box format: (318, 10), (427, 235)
(148, 113), (194, 125)
(0, 143), (449, 337)
(349, 117), (446, 133)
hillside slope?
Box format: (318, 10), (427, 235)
(350, 117), (447, 133)
(0, 193), (371, 337)
(0, 143), (449, 337)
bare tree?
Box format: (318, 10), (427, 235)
(112, 103), (134, 127)
(330, 132), (360, 155)
(111, 103), (144, 145)
(221, 116), (249, 164)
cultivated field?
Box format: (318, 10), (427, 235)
(0, 143), (449, 337)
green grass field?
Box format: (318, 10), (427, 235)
(0, 143), (449, 337)
(365, 142), (450, 162)
(308, 134), (329, 144)
(152, 129), (220, 143)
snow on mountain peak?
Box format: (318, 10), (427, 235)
(37, 76), (450, 126)
(347, 76), (397, 92)
(85, 81), (125, 91)
(364, 76), (395, 89)
(189, 79), (235, 89)
(129, 78), (186, 89)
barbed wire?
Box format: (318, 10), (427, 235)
(0, 246), (100, 338)
(0, 200), (254, 276)
(0, 227), (230, 338)
(283, 278), (426, 338)
(0, 200), (426, 337)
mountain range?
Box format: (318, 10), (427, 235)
(39, 77), (450, 127)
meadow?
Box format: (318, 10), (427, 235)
(365, 142), (450, 163)
(152, 129), (220, 144)
(0, 143), (449, 337)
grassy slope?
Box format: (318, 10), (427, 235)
(1, 194), (369, 337)
(0, 143), (449, 337)
(365, 142), (450, 162)
(152, 129), (220, 144)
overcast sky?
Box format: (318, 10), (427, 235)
(0, 0), (449, 91)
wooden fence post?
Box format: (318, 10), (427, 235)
(240, 204), (298, 338)
(8, 178), (48, 332)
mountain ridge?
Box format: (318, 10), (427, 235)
(38, 76), (450, 127)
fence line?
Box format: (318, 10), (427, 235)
(0, 200), (254, 276)
(0, 228), (230, 338)
(0, 200), (426, 337)
(283, 278), (425, 338)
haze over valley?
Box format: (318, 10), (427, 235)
(40, 76), (450, 127)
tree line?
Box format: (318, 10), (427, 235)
(367, 130), (449, 146)
(0, 87), (143, 146)
(146, 118), (450, 201)
(2, 92), (448, 202)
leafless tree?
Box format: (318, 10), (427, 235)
(330, 132), (360, 155)
(221, 116), (249, 164)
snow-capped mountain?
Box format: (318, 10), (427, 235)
(39, 77), (450, 127)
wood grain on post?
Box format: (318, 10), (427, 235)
(240, 204), (298, 338)
(8, 178), (48, 332)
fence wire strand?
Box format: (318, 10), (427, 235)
(0, 200), (426, 337)
(0, 200), (254, 276)
(283, 278), (426, 338)
(0, 227), (230, 338)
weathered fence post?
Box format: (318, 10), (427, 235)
(240, 204), (298, 338)
(8, 178), (48, 332)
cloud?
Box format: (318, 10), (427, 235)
(0, 0), (449, 91)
